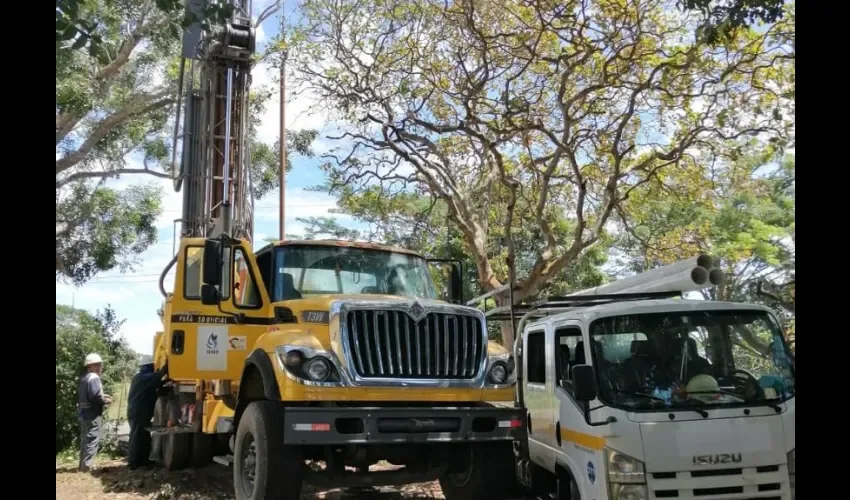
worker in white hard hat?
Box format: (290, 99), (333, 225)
(77, 353), (112, 472)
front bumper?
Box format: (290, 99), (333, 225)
(283, 406), (527, 445)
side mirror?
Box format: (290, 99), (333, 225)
(201, 284), (220, 306)
(571, 364), (597, 402)
(427, 259), (464, 304)
(449, 262), (463, 304)
(203, 239), (223, 286)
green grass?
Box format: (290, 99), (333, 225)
(107, 382), (130, 421)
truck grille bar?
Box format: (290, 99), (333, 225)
(345, 310), (484, 380)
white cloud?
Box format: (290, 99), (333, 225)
(252, 0), (278, 17)
(253, 187), (349, 223)
(252, 62), (337, 145)
(121, 318), (168, 355)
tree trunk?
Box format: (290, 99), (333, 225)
(500, 322), (515, 354)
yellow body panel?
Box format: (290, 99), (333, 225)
(165, 238), (270, 382)
(203, 396), (235, 434)
(157, 237), (515, 422)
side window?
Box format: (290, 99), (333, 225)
(233, 248), (261, 308)
(183, 245), (233, 301)
(184, 246), (203, 299)
(256, 250), (273, 298)
(554, 326), (582, 389)
(526, 331), (546, 384)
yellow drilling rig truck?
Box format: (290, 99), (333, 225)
(148, 2), (526, 500)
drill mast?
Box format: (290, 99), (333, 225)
(174, 0), (257, 243)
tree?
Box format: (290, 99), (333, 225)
(677, 0), (789, 45)
(291, 0), (794, 346)
(299, 187), (608, 342)
(56, 0), (316, 284)
(614, 146), (795, 352)
(55, 304), (136, 454)
(56, 0), (185, 284)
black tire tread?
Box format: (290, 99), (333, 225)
(161, 397), (190, 471)
(439, 443), (519, 500)
(233, 401), (302, 500)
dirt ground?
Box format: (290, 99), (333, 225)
(55, 459), (445, 500)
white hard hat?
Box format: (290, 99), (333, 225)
(84, 353), (104, 366)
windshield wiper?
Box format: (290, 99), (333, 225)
(608, 389), (667, 403)
(687, 391), (782, 414)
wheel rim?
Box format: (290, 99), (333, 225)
(239, 433), (258, 497)
(447, 447), (475, 487)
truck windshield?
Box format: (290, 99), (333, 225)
(589, 310), (795, 411)
(272, 245), (438, 300)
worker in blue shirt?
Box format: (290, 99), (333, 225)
(127, 358), (168, 469)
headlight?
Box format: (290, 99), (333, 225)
(488, 363), (508, 384)
(606, 448), (647, 500)
(276, 346), (342, 386)
(305, 357), (331, 382)
(607, 449), (646, 483)
(787, 449), (795, 500)
(609, 484), (648, 500)
(486, 353), (515, 385)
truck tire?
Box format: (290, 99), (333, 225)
(151, 398), (165, 463)
(191, 432), (215, 467)
(233, 401), (303, 500)
(556, 469), (581, 500)
(439, 442), (519, 500)
(157, 396), (190, 470)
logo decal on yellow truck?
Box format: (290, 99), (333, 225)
(197, 326), (228, 370)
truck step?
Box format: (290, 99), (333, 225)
(213, 455), (234, 467)
(146, 425), (196, 436)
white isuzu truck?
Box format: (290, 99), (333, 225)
(479, 256), (796, 500)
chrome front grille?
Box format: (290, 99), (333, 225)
(343, 309), (485, 380)
(648, 464), (791, 500)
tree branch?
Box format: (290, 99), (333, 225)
(55, 90), (174, 175)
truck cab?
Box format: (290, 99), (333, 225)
(155, 237), (525, 500)
(515, 299), (796, 500)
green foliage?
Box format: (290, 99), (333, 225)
(56, 0), (234, 56)
(250, 131), (319, 199)
(615, 146), (795, 348)
(678, 0), (788, 45)
(56, 183), (163, 285)
(300, 186), (609, 302)
(291, 0), (794, 325)
(56, 0), (313, 284)
(296, 216), (363, 241)
(55, 304), (136, 454)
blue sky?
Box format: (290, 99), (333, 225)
(55, 2), (368, 354)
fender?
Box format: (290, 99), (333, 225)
(239, 349), (281, 402)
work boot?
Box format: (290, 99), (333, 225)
(128, 459), (155, 470)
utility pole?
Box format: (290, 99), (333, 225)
(278, 12), (287, 241)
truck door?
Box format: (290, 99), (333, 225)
(222, 245), (272, 379)
(168, 241), (271, 381)
(552, 323), (592, 478)
(524, 325), (557, 472)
